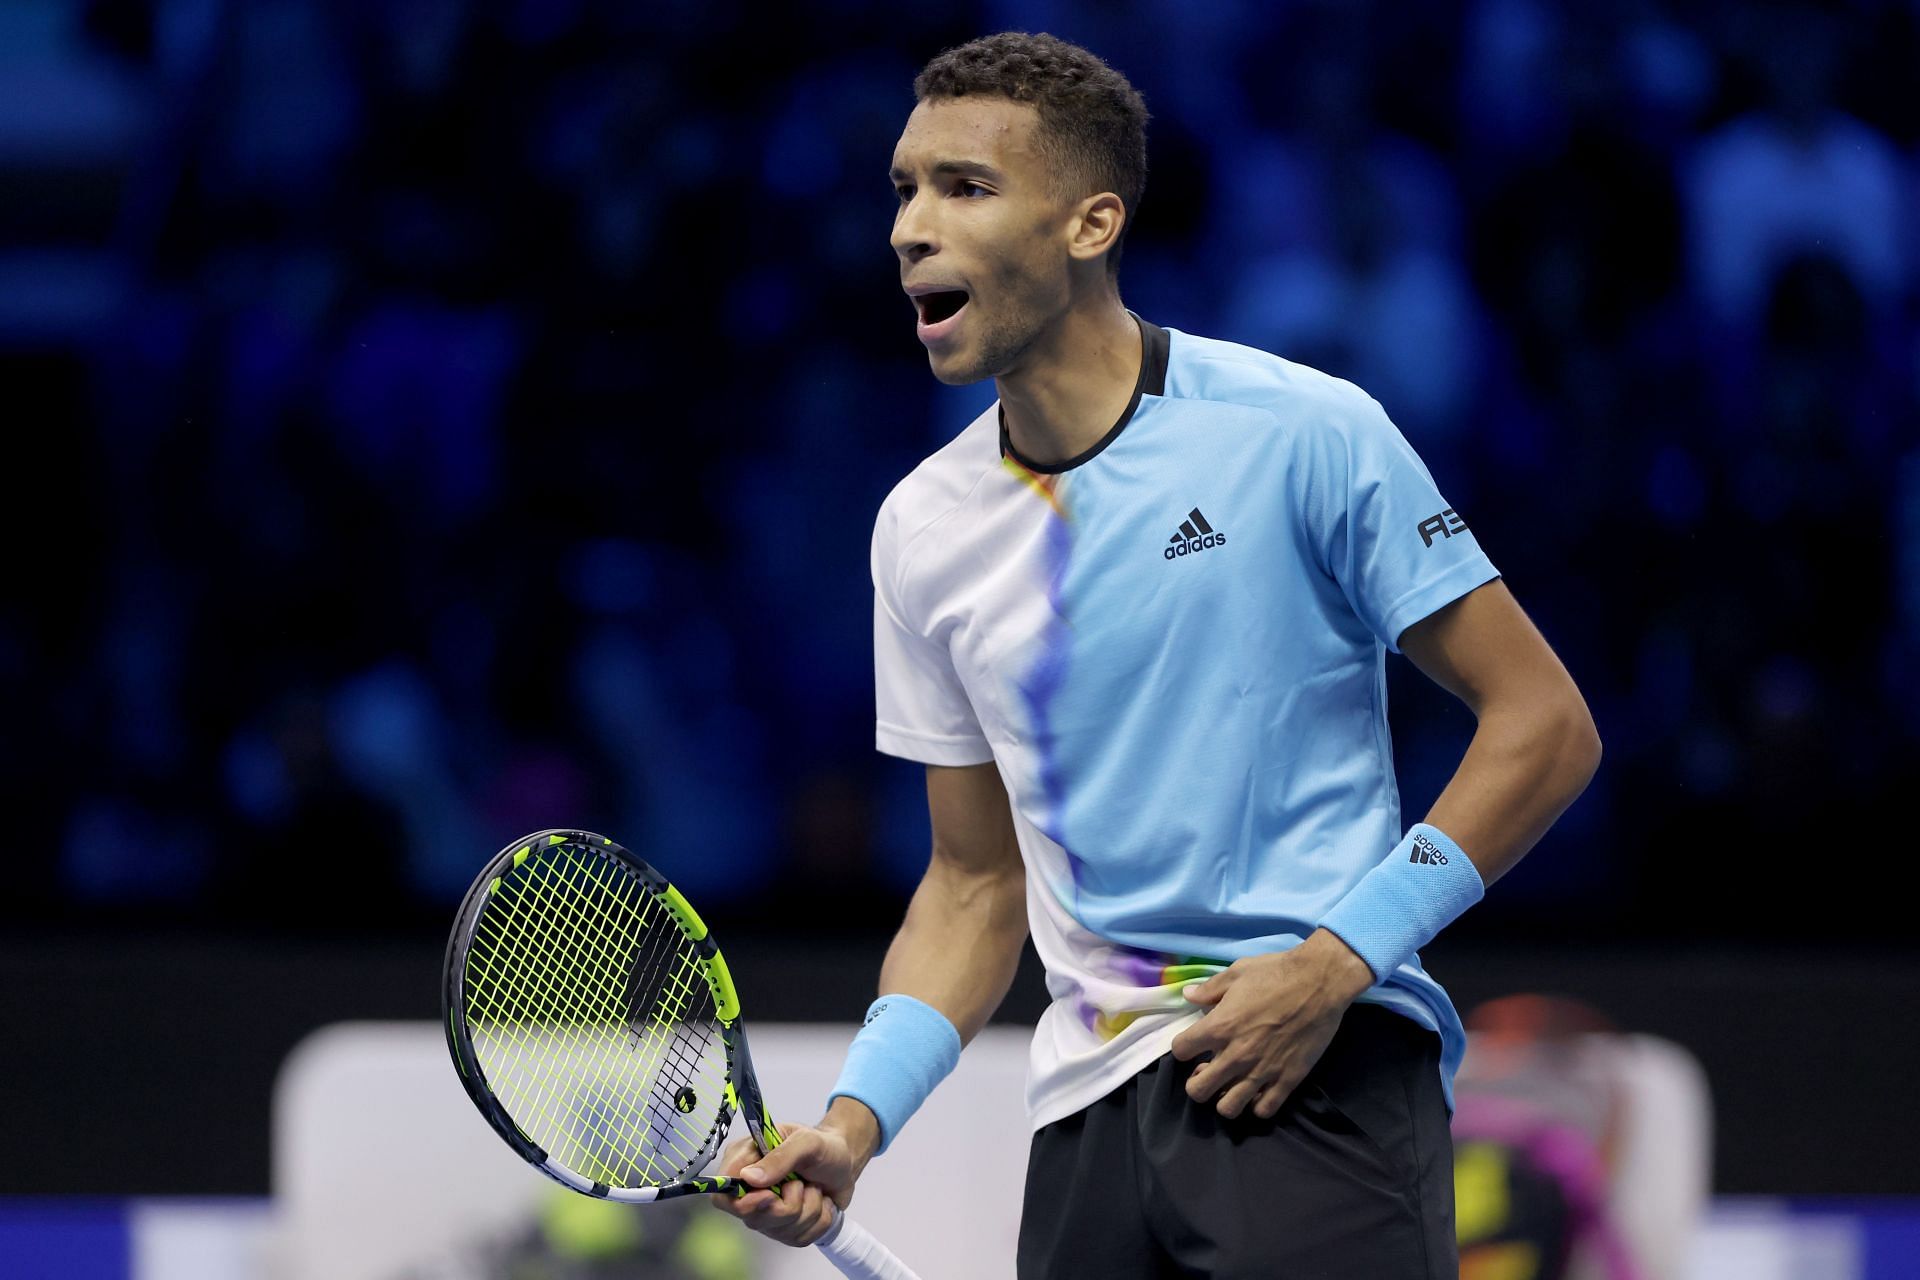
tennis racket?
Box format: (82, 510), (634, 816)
(444, 828), (920, 1280)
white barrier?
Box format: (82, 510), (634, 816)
(272, 1021), (1031, 1280)
(274, 1022), (1711, 1280)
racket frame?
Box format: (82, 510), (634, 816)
(443, 828), (782, 1203)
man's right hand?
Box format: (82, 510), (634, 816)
(708, 1098), (881, 1247)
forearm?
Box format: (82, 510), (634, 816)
(1423, 690), (1601, 887)
(878, 856), (1028, 1044)
(821, 858), (1026, 1164)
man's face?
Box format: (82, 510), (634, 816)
(888, 98), (1075, 385)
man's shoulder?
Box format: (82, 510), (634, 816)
(874, 400), (1001, 555)
(1162, 327), (1382, 429)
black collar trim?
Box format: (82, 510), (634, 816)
(999, 313), (1170, 475)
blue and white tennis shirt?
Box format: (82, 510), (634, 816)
(871, 316), (1501, 1128)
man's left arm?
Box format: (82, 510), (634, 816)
(1173, 579), (1602, 1119)
(1393, 577), (1603, 883)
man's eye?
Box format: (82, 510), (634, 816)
(894, 179), (988, 201)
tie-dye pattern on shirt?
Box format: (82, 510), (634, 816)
(1081, 944), (1225, 1040)
(999, 454), (1079, 868)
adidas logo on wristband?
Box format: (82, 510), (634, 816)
(1408, 833), (1450, 866)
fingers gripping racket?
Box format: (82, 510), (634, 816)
(444, 830), (920, 1280)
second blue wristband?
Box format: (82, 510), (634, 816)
(826, 993), (961, 1154)
(1318, 822), (1485, 984)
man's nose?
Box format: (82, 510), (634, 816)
(891, 195), (936, 262)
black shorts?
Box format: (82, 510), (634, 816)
(1017, 1002), (1457, 1279)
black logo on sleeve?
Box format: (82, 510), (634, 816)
(1164, 507), (1226, 560)
(1408, 833), (1450, 865)
(1418, 508), (1468, 547)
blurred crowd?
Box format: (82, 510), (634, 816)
(3, 0), (1917, 939)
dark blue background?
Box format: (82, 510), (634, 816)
(3, 0), (1916, 943)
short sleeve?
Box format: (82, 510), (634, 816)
(1302, 392), (1500, 653)
(872, 500), (994, 766)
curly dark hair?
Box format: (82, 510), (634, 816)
(914, 32), (1150, 272)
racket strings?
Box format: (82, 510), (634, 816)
(487, 853), (706, 1184)
(472, 844), (733, 1189)
(564, 859), (729, 1182)
(492, 854), (669, 1177)
(469, 853), (701, 1186)
(565, 860), (731, 1176)
(462, 843), (731, 1187)
(467, 854), (663, 1182)
(568, 854), (729, 1176)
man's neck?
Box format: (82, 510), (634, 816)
(997, 295), (1142, 468)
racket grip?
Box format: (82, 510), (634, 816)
(814, 1210), (923, 1280)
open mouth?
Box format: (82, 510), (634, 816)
(916, 290), (970, 325)
(913, 289), (971, 345)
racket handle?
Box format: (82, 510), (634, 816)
(814, 1209), (922, 1280)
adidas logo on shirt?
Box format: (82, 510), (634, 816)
(1164, 507), (1226, 560)
(1408, 833), (1450, 865)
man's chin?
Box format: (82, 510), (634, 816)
(927, 347), (996, 387)
(929, 362), (990, 387)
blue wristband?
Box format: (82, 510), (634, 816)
(827, 994), (961, 1154)
(1319, 823), (1485, 984)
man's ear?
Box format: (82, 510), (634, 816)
(1067, 192), (1127, 265)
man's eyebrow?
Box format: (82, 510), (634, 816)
(888, 159), (1005, 183)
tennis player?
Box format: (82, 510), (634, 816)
(715, 32), (1601, 1277)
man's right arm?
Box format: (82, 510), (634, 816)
(876, 759), (1031, 1043)
(712, 759), (1029, 1245)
